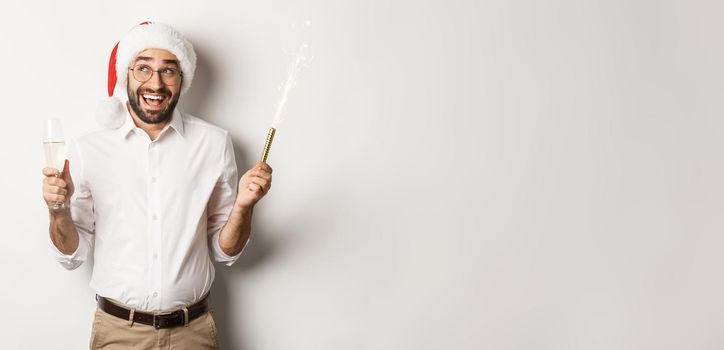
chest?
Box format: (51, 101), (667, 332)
(83, 136), (222, 208)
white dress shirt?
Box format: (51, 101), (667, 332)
(50, 108), (243, 311)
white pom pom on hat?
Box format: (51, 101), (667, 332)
(96, 21), (197, 129)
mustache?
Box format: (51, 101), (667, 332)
(137, 87), (172, 97)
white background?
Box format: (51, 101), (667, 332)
(1, 0), (723, 349)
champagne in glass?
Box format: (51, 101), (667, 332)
(43, 119), (67, 209)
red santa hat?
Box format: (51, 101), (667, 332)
(96, 21), (197, 128)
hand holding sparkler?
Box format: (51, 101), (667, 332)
(235, 162), (273, 209)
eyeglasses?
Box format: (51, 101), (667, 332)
(128, 64), (183, 86)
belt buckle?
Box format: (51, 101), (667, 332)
(153, 312), (177, 329)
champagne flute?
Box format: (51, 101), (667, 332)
(43, 119), (67, 209)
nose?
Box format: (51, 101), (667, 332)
(144, 70), (165, 89)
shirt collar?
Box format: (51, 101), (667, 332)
(116, 106), (136, 139)
(168, 109), (185, 137)
(117, 105), (185, 140)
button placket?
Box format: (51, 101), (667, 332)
(147, 141), (163, 308)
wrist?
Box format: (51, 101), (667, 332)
(233, 203), (254, 215)
(49, 205), (72, 218)
(48, 203), (70, 216)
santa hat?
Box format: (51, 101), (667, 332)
(96, 21), (197, 128)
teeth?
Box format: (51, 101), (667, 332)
(143, 95), (164, 100)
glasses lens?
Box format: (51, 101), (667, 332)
(159, 68), (181, 86)
(132, 64), (152, 82)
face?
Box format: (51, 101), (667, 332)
(126, 48), (182, 125)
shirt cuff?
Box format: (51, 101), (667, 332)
(213, 233), (247, 267)
(48, 239), (86, 270)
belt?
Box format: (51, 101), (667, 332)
(96, 294), (210, 329)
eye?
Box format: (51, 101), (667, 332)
(136, 65), (151, 73)
(161, 68), (178, 76)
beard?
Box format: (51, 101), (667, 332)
(127, 84), (179, 125)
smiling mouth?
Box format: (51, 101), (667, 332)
(141, 93), (168, 109)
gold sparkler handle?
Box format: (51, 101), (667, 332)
(260, 127), (276, 163)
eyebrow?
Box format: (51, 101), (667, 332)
(134, 56), (180, 67)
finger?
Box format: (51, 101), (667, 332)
(43, 177), (54, 187)
(248, 169), (271, 181)
(43, 167), (60, 177)
(256, 170), (272, 181)
(46, 186), (67, 195)
(43, 193), (56, 203)
(252, 166), (273, 179)
(249, 172), (270, 182)
(259, 180), (271, 194)
(45, 194), (66, 203)
(42, 184), (56, 195)
(243, 168), (258, 180)
(256, 162), (272, 173)
(250, 178), (268, 190)
(46, 177), (67, 188)
(248, 182), (263, 193)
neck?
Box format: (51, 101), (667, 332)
(126, 103), (168, 141)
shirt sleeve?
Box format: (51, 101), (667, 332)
(206, 132), (246, 266)
(50, 139), (95, 270)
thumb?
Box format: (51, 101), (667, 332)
(62, 159), (74, 185)
(62, 159), (75, 199)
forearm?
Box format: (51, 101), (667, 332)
(49, 208), (80, 255)
(218, 204), (253, 256)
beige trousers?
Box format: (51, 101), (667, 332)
(89, 307), (219, 350)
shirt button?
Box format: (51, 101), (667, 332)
(152, 214), (158, 220)
(151, 177), (157, 183)
(153, 292), (158, 297)
(153, 253), (158, 260)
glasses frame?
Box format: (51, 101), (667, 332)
(128, 64), (183, 86)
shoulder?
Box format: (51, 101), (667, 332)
(69, 126), (117, 148)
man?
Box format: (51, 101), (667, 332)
(41, 22), (271, 349)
